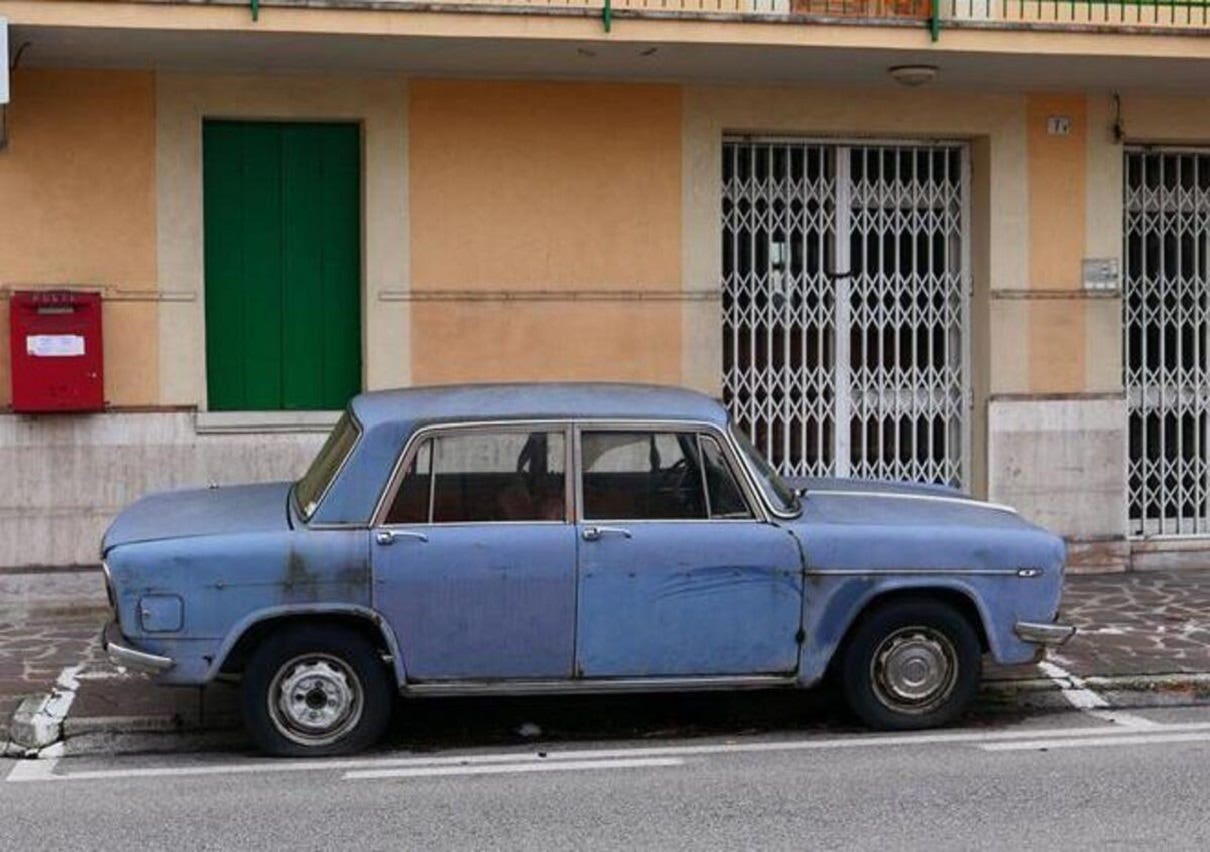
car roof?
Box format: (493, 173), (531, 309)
(349, 382), (729, 431)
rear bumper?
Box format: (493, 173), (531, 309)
(1014, 620), (1076, 646)
(101, 620), (176, 674)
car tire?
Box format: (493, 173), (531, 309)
(240, 624), (395, 757)
(839, 598), (981, 731)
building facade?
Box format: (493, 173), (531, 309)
(0, 0), (1208, 569)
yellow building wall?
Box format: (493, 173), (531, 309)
(1025, 93), (1089, 395)
(407, 80), (683, 385)
(0, 69), (158, 407)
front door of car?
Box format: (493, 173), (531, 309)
(371, 426), (577, 681)
(574, 428), (804, 679)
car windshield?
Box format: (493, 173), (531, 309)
(730, 425), (801, 516)
(295, 412), (361, 521)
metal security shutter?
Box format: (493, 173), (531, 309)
(203, 120), (362, 412)
(1125, 149), (1210, 537)
(722, 139), (970, 486)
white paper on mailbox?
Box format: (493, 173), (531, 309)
(26, 334), (86, 357)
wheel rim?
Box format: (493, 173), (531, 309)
(869, 626), (959, 716)
(267, 653), (364, 748)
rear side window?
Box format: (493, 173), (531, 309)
(385, 430), (566, 524)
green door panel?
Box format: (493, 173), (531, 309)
(203, 121), (361, 411)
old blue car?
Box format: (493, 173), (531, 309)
(101, 383), (1073, 756)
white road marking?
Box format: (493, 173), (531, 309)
(5, 757), (60, 782)
(1037, 659), (1160, 729)
(12, 720), (1210, 784)
(344, 757), (684, 780)
(981, 732), (1210, 752)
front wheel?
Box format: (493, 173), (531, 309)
(839, 599), (981, 731)
(241, 624), (394, 757)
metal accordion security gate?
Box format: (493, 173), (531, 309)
(722, 139), (970, 487)
(1125, 148), (1210, 537)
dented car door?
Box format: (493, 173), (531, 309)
(573, 427), (804, 678)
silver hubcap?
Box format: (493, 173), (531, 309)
(267, 654), (363, 747)
(870, 627), (958, 715)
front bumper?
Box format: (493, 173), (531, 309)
(1014, 620), (1076, 646)
(101, 620), (176, 674)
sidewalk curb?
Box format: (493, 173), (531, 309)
(984, 671), (1210, 694)
(6, 671), (1210, 760)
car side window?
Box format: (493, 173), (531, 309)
(699, 435), (754, 520)
(581, 431), (707, 521)
(385, 431), (566, 524)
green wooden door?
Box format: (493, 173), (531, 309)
(203, 120), (361, 411)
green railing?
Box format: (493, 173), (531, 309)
(243, 0), (1210, 35)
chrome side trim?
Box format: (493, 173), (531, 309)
(102, 620), (175, 673)
(806, 489), (1019, 516)
(1014, 621), (1076, 646)
(804, 568), (1024, 577)
(402, 674), (797, 697)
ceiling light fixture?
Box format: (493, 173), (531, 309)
(888, 65), (939, 88)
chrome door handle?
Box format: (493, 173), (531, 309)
(375, 530), (429, 546)
(581, 525), (632, 542)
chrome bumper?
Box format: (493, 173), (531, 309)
(101, 620), (175, 673)
(1014, 620), (1076, 646)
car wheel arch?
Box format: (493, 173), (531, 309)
(827, 584), (993, 668)
(212, 606), (407, 687)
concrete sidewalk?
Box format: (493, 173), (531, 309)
(3, 566), (1210, 757)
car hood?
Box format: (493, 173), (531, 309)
(783, 477), (1064, 572)
(102, 482), (294, 553)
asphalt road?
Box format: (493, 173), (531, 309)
(3, 705), (1209, 851)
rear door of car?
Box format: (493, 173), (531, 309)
(371, 423), (577, 680)
(573, 423), (804, 679)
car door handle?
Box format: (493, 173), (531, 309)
(375, 530), (429, 546)
(581, 526), (632, 542)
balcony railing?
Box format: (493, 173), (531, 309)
(375, 0), (1209, 36)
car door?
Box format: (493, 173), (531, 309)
(371, 425), (577, 681)
(574, 426), (804, 679)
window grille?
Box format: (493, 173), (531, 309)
(1125, 149), (1210, 537)
(722, 140), (970, 487)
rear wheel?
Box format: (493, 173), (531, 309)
(839, 599), (981, 731)
(240, 624), (394, 757)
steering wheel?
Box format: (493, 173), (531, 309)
(654, 457), (704, 515)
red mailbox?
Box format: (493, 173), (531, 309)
(8, 290), (104, 413)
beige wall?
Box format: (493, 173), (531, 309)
(0, 69), (158, 407)
(1025, 93), (1088, 395)
(154, 73), (411, 408)
(408, 80), (683, 385)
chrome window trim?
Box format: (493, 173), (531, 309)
(371, 420), (576, 529)
(698, 432), (757, 521)
(369, 416), (795, 529)
(573, 420), (768, 525)
(726, 424), (802, 520)
(695, 434), (712, 519)
(296, 409), (365, 525)
(804, 568), (1023, 577)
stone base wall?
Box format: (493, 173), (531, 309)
(987, 396), (1127, 539)
(0, 412), (327, 568)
